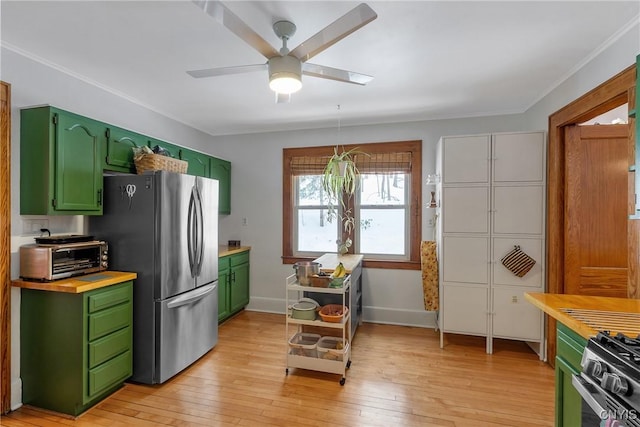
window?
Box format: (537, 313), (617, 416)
(283, 140), (422, 269)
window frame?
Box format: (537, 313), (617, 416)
(283, 140), (422, 270)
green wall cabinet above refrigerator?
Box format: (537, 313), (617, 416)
(21, 105), (232, 215)
(21, 106), (104, 215)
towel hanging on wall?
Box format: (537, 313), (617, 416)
(501, 245), (536, 278)
(421, 241), (439, 311)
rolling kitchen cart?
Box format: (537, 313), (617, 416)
(285, 273), (352, 385)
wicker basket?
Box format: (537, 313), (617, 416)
(134, 153), (188, 174)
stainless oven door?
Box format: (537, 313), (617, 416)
(572, 374), (636, 427)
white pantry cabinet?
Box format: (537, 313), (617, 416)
(436, 131), (546, 360)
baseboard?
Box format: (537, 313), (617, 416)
(11, 378), (22, 411)
(246, 297), (437, 328)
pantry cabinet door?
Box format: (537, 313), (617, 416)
(442, 135), (490, 184)
(442, 236), (489, 284)
(442, 187), (489, 233)
(493, 132), (545, 183)
(442, 285), (488, 335)
(492, 186), (544, 235)
(491, 286), (542, 341)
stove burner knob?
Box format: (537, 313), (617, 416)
(601, 373), (629, 395)
(585, 360), (606, 378)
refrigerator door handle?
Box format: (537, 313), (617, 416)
(187, 187), (197, 277)
(166, 283), (217, 309)
(194, 185), (205, 276)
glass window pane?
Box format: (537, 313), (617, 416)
(298, 175), (336, 206)
(297, 209), (338, 252)
(360, 209), (405, 255)
(359, 173), (405, 205)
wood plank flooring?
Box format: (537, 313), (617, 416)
(2, 311), (555, 426)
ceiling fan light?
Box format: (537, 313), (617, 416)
(268, 55), (302, 94)
(269, 74), (302, 94)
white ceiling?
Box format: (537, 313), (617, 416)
(1, 1), (639, 136)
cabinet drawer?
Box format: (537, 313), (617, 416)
(88, 350), (131, 397)
(88, 303), (131, 341)
(88, 326), (131, 369)
(230, 252), (249, 266)
(557, 324), (586, 372)
(88, 282), (132, 313)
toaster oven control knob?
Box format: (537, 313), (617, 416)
(601, 373), (629, 395)
(585, 360), (606, 378)
(102, 255), (108, 260)
(101, 261), (108, 268)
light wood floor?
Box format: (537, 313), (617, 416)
(2, 311), (555, 426)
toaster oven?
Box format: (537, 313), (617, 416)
(20, 240), (108, 281)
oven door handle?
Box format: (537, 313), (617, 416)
(572, 374), (607, 418)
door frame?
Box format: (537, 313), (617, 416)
(547, 64), (636, 366)
(1, 81), (11, 413)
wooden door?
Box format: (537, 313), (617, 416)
(1, 82), (10, 414)
(564, 124), (629, 297)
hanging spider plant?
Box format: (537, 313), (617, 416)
(322, 147), (367, 253)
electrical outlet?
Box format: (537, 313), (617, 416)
(242, 217), (248, 226)
(427, 218), (435, 227)
(23, 219), (49, 234)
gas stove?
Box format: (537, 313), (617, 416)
(574, 331), (640, 426)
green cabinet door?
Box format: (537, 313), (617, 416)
(210, 157), (231, 214)
(555, 323), (587, 427)
(229, 252), (250, 313)
(218, 263), (231, 322)
(104, 126), (145, 173)
(180, 148), (211, 178)
(218, 250), (250, 322)
(21, 106), (104, 215)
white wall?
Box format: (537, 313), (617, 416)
(2, 17), (639, 409)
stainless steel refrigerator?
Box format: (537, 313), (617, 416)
(89, 171), (219, 384)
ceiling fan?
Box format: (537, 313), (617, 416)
(188, 1), (378, 102)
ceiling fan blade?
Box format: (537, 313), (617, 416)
(290, 3), (377, 63)
(192, 0), (279, 59)
(302, 63), (373, 85)
(187, 63), (267, 78)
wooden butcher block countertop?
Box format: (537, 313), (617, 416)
(218, 245), (251, 257)
(525, 292), (640, 339)
(12, 271), (137, 294)
(313, 253), (364, 273)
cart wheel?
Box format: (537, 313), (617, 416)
(346, 360), (352, 369)
(285, 368), (289, 375)
(340, 377), (346, 386)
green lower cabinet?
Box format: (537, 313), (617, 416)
(218, 250), (250, 323)
(555, 323), (587, 427)
(20, 281), (133, 416)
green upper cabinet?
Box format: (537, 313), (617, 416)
(103, 126), (146, 173)
(179, 148), (211, 178)
(210, 157), (231, 214)
(21, 106), (104, 215)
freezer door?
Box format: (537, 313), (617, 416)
(155, 282), (218, 383)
